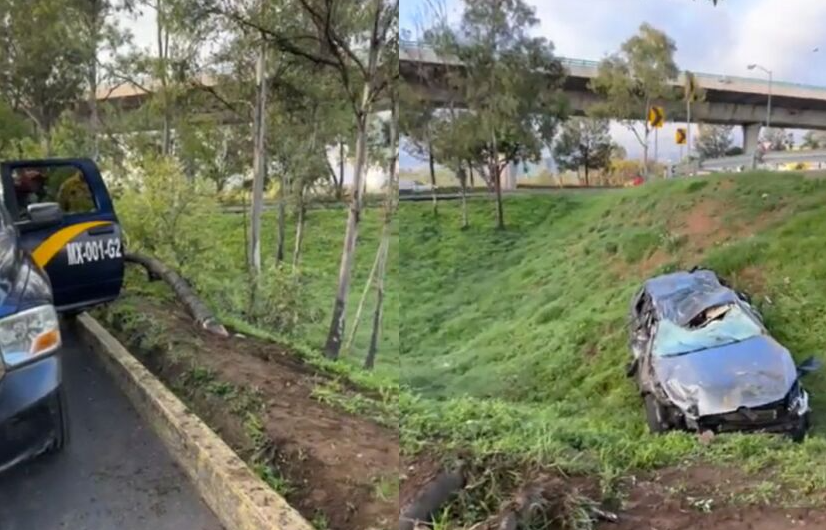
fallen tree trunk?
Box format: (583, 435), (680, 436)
(125, 252), (229, 337)
(399, 467), (465, 530)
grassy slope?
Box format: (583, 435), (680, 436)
(400, 172), (826, 498)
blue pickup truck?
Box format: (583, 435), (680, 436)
(0, 158), (123, 471)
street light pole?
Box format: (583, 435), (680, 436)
(748, 63), (773, 130)
(767, 70), (773, 129)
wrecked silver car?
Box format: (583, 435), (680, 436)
(627, 269), (818, 440)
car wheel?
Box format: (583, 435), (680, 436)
(790, 413), (810, 443)
(48, 390), (69, 453)
(644, 394), (671, 434)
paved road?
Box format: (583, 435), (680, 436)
(0, 328), (223, 530)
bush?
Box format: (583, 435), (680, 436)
(116, 154), (218, 268)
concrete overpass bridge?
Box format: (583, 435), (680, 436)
(400, 40), (826, 153)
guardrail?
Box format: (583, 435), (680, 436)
(698, 149), (826, 171)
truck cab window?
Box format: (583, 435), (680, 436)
(12, 166), (97, 220)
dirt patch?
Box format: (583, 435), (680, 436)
(602, 465), (826, 530)
(681, 199), (725, 240)
(671, 197), (782, 254)
(639, 248), (671, 275)
(610, 248), (671, 281)
(732, 265), (767, 295)
(106, 299), (398, 530)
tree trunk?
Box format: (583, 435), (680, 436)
(338, 140), (346, 200)
(584, 164), (590, 187)
(345, 237), (383, 353)
(469, 165), (475, 187)
(427, 135), (438, 216)
(156, 0), (171, 156)
(276, 173), (286, 263)
(322, 0), (384, 360)
(364, 95), (398, 369)
(364, 240), (387, 370)
(459, 164), (469, 229)
(249, 35), (268, 275)
(242, 187), (250, 266)
(291, 185), (305, 271)
(642, 101), (651, 179)
(125, 253), (228, 337)
(88, 2), (100, 160)
(490, 129), (504, 230)
(642, 135), (649, 180)
(324, 110), (369, 359)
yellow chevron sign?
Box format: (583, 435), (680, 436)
(648, 106), (665, 128)
(676, 128), (687, 145)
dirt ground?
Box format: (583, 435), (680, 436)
(670, 195), (783, 254)
(107, 299), (399, 530)
(402, 457), (826, 530)
(602, 466), (826, 530)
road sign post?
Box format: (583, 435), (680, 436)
(648, 107), (665, 177)
(655, 127), (659, 166)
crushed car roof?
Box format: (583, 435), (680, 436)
(644, 270), (740, 326)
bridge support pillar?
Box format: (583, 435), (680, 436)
(743, 123), (762, 153)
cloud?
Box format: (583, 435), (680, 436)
(721, 0), (826, 83)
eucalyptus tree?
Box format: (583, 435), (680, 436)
(590, 24), (678, 177)
(0, 0), (88, 152)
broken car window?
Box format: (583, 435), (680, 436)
(652, 303), (763, 357)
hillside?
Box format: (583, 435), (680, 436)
(400, 173), (826, 527)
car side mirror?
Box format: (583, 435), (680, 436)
(797, 356), (822, 376)
(27, 203), (63, 226)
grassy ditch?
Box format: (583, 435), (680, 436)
(400, 172), (826, 524)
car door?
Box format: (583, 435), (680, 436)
(0, 158), (124, 312)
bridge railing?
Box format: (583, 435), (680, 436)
(401, 40), (826, 93)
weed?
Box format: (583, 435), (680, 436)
(686, 496), (714, 513)
(373, 475), (400, 503)
(311, 381), (398, 427)
(310, 512), (330, 529)
(686, 180), (709, 193)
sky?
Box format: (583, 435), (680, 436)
(400, 0), (826, 168)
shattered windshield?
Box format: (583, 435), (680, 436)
(652, 303), (764, 357)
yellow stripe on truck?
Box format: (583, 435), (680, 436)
(31, 221), (112, 268)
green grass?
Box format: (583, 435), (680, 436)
(399, 171), (826, 501)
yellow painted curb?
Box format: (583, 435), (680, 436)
(76, 313), (314, 530)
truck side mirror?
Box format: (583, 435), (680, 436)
(27, 203), (63, 226)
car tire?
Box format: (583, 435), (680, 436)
(644, 394), (671, 434)
(790, 414), (810, 443)
(48, 390), (69, 453)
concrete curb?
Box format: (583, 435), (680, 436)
(76, 313), (314, 530)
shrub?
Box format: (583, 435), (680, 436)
(116, 154), (218, 268)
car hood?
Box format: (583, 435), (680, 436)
(653, 335), (797, 417)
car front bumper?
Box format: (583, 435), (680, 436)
(0, 353), (63, 473)
(690, 397), (807, 435)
